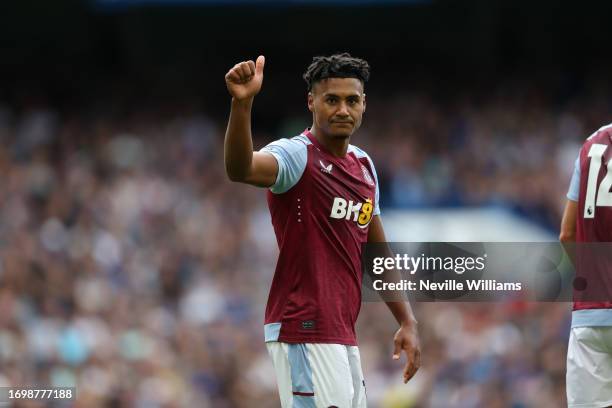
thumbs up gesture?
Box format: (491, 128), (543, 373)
(225, 55), (265, 101)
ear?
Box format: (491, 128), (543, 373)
(363, 93), (366, 113)
(307, 92), (314, 112)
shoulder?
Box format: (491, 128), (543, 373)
(262, 134), (311, 153)
(259, 134), (310, 167)
(261, 134), (311, 194)
(589, 122), (612, 138)
(578, 124), (612, 160)
(348, 143), (379, 184)
(348, 143), (377, 170)
(347, 143), (372, 160)
(585, 123), (612, 145)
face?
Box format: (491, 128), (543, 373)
(308, 77), (366, 139)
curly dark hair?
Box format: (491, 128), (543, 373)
(302, 53), (370, 92)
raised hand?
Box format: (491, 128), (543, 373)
(225, 55), (265, 101)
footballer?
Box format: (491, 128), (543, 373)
(223, 53), (421, 407)
(561, 123), (612, 407)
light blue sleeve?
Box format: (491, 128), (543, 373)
(567, 155), (580, 202)
(260, 137), (308, 194)
(350, 145), (381, 216)
(367, 156), (381, 216)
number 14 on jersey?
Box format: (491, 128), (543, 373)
(584, 143), (612, 218)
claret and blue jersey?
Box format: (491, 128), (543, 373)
(567, 123), (612, 327)
(261, 129), (380, 346)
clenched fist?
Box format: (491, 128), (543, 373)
(225, 55), (265, 101)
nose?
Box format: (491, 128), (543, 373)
(336, 101), (349, 117)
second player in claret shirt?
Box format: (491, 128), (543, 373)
(560, 123), (612, 408)
(224, 53), (421, 407)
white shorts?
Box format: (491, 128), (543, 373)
(567, 327), (612, 408)
(266, 342), (367, 408)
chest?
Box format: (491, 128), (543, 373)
(301, 147), (376, 228)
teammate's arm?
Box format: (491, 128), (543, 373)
(224, 56), (278, 187)
(560, 200), (578, 267)
(560, 200), (578, 243)
(368, 215), (421, 384)
(560, 152), (580, 263)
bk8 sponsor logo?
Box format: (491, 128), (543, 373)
(329, 197), (374, 228)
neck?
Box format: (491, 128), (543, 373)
(310, 126), (350, 158)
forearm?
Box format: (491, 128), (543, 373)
(224, 97), (255, 181)
(367, 217), (418, 329)
(559, 200), (578, 266)
(382, 266), (418, 328)
(386, 299), (418, 328)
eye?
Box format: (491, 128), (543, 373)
(326, 97), (337, 104)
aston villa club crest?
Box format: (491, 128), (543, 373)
(361, 164), (374, 186)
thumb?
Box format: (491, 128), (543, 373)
(392, 340), (401, 360)
(255, 55), (265, 75)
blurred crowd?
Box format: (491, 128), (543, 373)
(0, 77), (609, 407)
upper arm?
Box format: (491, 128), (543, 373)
(369, 156), (381, 216)
(560, 200), (578, 242)
(560, 153), (580, 242)
(259, 137), (308, 193)
(368, 215), (387, 243)
(566, 155), (580, 201)
(240, 137), (308, 190)
(242, 152), (279, 188)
